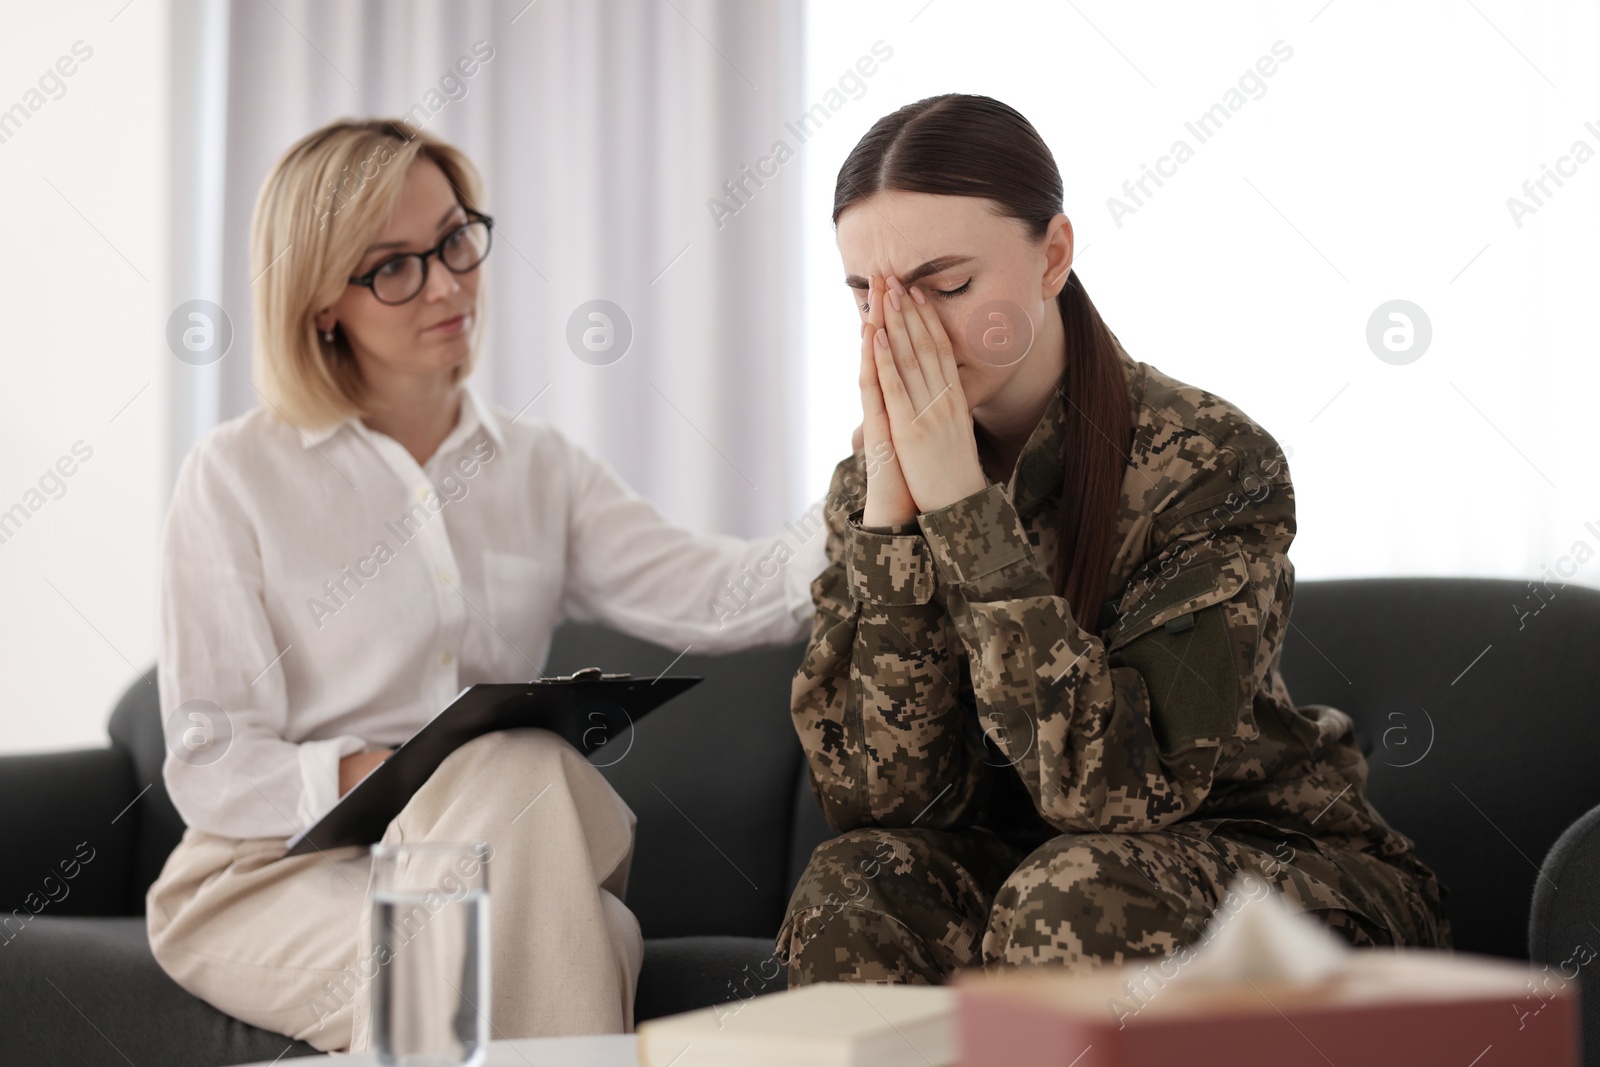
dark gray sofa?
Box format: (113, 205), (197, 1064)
(5, 577), (1598, 1066)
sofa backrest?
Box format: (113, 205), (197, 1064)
(543, 622), (821, 938)
(109, 577), (1600, 960)
(108, 667), (185, 915)
(1277, 577), (1600, 960)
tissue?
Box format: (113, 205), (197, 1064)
(1163, 872), (1351, 988)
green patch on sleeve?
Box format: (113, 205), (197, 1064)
(1109, 601), (1240, 753)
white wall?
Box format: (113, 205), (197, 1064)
(6, 0), (1595, 754)
(0, 1), (168, 752)
(801, 0), (1600, 590)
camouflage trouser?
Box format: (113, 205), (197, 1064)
(776, 821), (1451, 984)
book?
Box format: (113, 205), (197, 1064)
(636, 983), (955, 1067)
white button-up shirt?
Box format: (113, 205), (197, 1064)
(158, 386), (827, 840)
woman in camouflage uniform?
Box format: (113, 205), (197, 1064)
(778, 94), (1450, 985)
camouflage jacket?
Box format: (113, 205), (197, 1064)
(793, 339), (1436, 886)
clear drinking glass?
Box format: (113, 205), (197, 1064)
(369, 840), (491, 1067)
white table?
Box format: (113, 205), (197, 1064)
(238, 1034), (640, 1066)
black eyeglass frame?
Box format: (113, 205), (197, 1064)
(347, 208), (495, 305)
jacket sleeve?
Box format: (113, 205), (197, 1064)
(915, 428), (1294, 834)
(790, 455), (989, 832)
(558, 439), (824, 653)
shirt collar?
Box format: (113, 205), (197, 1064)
(298, 383), (507, 455)
(452, 384), (507, 453)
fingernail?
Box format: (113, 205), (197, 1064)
(909, 286), (926, 305)
(876, 327), (888, 347)
(888, 287), (901, 311)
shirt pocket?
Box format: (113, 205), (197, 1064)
(480, 550), (564, 666)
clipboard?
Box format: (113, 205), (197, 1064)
(284, 667), (701, 857)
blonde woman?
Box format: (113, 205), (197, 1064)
(145, 119), (824, 1051)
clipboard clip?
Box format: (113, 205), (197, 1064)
(543, 666), (632, 683)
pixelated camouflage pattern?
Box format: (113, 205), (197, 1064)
(777, 820), (1446, 985)
(784, 338), (1450, 981)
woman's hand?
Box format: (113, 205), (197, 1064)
(338, 748), (393, 797)
(859, 275), (919, 528)
(870, 274), (987, 514)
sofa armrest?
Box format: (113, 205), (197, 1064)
(0, 747), (139, 922)
(1530, 803), (1600, 1063)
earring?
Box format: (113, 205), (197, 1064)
(322, 327), (334, 343)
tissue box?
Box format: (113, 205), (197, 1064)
(956, 949), (1579, 1067)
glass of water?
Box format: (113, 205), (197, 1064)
(369, 840), (491, 1067)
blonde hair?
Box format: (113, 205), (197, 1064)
(250, 118), (488, 429)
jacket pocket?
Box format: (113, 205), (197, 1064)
(1105, 545), (1247, 652)
(1105, 545), (1248, 754)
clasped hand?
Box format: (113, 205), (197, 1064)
(858, 274), (988, 528)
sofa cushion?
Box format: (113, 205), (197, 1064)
(635, 935), (786, 1022)
(0, 916), (320, 1067)
(0, 916), (779, 1064)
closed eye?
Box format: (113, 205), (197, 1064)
(854, 278), (971, 313)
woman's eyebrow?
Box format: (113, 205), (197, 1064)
(363, 204), (466, 255)
(845, 254), (974, 289)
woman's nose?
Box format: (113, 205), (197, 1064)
(424, 257), (461, 300)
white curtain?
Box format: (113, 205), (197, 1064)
(171, 0), (808, 536)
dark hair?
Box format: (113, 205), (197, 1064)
(832, 93), (1132, 623)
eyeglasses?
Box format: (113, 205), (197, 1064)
(348, 209), (494, 305)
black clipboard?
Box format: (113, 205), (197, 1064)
(284, 667), (701, 857)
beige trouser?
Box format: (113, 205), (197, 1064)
(145, 728), (644, 1053)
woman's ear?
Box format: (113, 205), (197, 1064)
(1041, 213), (1074, 299)
(313, 307), (335, 332)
